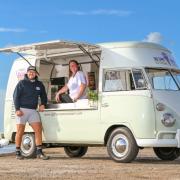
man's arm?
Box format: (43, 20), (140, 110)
(13, 81), (24, 116)
(13, 82), (22, 111)
(73, 83), (86, 101)
(73, 71), (87, 101)
(39, 82), (47, 111)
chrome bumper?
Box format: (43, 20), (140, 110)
(136, 129), (180, 148)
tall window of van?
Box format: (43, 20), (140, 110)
(103, 69), (147, 92)
(132, 69), (147, 89)
(103, 70), (132, 91)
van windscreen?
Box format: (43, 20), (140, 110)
(146, 68), (180, 91)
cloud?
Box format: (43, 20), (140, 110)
(0, 27), (27, 33)
(143, 32), (163, 43)
(62, 9), (133, 16)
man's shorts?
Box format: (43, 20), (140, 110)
(16, 108), (41, 125)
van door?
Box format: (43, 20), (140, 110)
(146, 68), (180, 134)
(100, 68), (155, 139)
(41, 106), (102, 144)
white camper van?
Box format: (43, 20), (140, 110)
(0, 40), (180, 163)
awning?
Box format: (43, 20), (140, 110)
(0, 40), (101, 58)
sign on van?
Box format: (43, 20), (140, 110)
(153, 52), (176, 66)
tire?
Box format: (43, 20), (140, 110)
(64, 146), (88, 158)
(21, 133), (36, 158)
(153, 147), (180, 160)
(107, 127), (139, 163)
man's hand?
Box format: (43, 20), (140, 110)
(16, 110), (24, 117)
(72, 96), (78, 102)
(55, 85), (68, 102)
(39, 105), (45, 112)
(55, 92), (61, 102)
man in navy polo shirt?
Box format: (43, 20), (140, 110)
(13, 66), (49, 160)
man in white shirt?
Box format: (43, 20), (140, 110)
(55, 60), (87, 102)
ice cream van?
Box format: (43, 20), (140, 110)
(0, 40), (180, 163)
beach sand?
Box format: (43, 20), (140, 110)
(0, 147), (180, 179)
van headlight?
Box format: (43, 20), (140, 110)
(161, 113), (176, 127)
(156, 103), (165, 111)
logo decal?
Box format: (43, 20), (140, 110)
(153, 52), (177, 66)
(16, 69), (26, 81)
(36, 87), (40, 90)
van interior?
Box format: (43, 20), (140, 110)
(33, 41), (101, 109)
(0, 40), (101, 110)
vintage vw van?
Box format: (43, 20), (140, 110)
(0, 40), (180, 163)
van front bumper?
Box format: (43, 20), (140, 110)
(136, 129), (180, 148)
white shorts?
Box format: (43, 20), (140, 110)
(16, 108), (41, 125)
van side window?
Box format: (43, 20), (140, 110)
(132, 69), (147, 89)
(103, 70), (135, 91)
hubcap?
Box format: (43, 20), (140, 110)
(115, 138), (126, 153)
(112, 134), (129, 157)
(21, 135), (33, 153)
(22, 137), (31, 150)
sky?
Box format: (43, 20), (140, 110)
(0, 0), (179, 89)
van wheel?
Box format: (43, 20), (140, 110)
(21, 133), (36, 158)
(107, 127), (139, 163)
(64, 146), (88, 158)
(153, 147), (180, 160)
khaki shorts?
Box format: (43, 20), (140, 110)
(16, 108), (41, 125)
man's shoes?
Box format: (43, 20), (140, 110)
(36, 152), (49, 160)
(16, 151), (24, 160)
(36, 147), (49, 160)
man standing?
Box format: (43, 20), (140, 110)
(13, 66), (49, 160)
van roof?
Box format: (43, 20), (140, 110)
(98, 41), (171, 53)
(0, 40), (169, 53)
